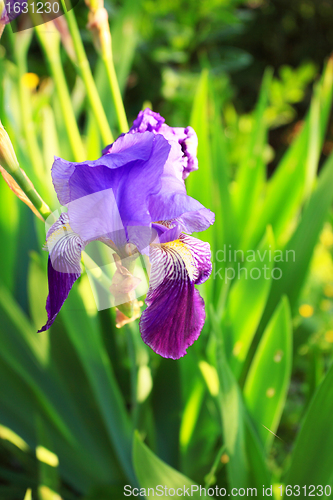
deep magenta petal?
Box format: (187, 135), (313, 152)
(39, 214), (84, 332)
(139, 234), (212, 359)
(38, 257), (81, 332)
(140, 280), (205, 359)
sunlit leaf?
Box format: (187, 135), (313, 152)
(244, 296), (292, 449)
(285, 361), (333, 488)
(223, 226), (275, 377)
(133, 431), (205, 499)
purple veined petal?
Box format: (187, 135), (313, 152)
(139, 234), (212, 359)
(39, 213), (84, 332)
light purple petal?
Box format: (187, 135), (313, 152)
(127, 111), (213, 232)
(52, 132), (171, 243)
(102, 110), (213, 235)
(182, 126), (199, 179)
(130, 109), (165, 133)
(148, 178), (215, 233)
(130, 109), (199, 180)
(152, 222), (183, 244)
(67, 188), (124, 244)
(39, 214), (84, 332)
(52, 131), (167, 204)
(139, 234), (212, 359)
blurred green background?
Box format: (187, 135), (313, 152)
(0, 0), (333, 498)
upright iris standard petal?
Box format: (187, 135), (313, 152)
(139, 234), (212, 359)
(129, 108), (198, 179)
(38, 214), (84, 332)
(52, 132), (171, 240)
(127, 108), (214, 232)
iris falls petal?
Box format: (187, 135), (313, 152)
(140, 234), (212, 359)
(39, 214), (84, 332)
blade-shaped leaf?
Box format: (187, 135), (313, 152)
(243, 57), (333, 251)
(133, 431), (206, 499)
(223, 226), (275, 377)
(234, 68), (272, 237)
(60, 287), (135, 483)
(285, 361), (333, 487)
(261, 148), (333, 330)
(245, 415), (271, 490)
(244, 296), (292, 449)
(211, 310), (248, 489)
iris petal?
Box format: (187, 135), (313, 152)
(139, 235), (212, 359)
(52, 132), (171, 240)
(39, 214), (84, 332)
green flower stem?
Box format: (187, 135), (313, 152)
(3, 158), (51, 221)
(12, 30), (45, 180)
(34, 22), (86, 162)
(100, 33), (129, 133)
(85, 2), (129, 133)
(59, 0), (114, 145)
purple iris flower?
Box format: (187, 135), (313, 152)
(40, 108), (214, 359)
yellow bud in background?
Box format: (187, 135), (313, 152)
(325, 330), (333, 343)
(299, 304), (314, 318)
(324, 284), (333, 297)
(21, 72), (40, 91)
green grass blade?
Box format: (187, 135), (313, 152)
(24, 490), (32, 500)
(179, 378), (205, 452)
(151, 358), (181, 468)
(186, 69), (215, 305)
(261, 148), (333, 330)
(244, 296), (292, 449)
(36, 416), (60, 496)
(186, 69), (214, 246)
(245, 415), (271, 490)
(133, 431), (205, 499)
(285, 361), (333, 488)
(234, 68), (272, 238)
(210, 93), (236, 300)
(211, 310), (248, 489)
(224, 226), (275, 377)
(243, 58), (333, 251)
(60, 287), (135, 483)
